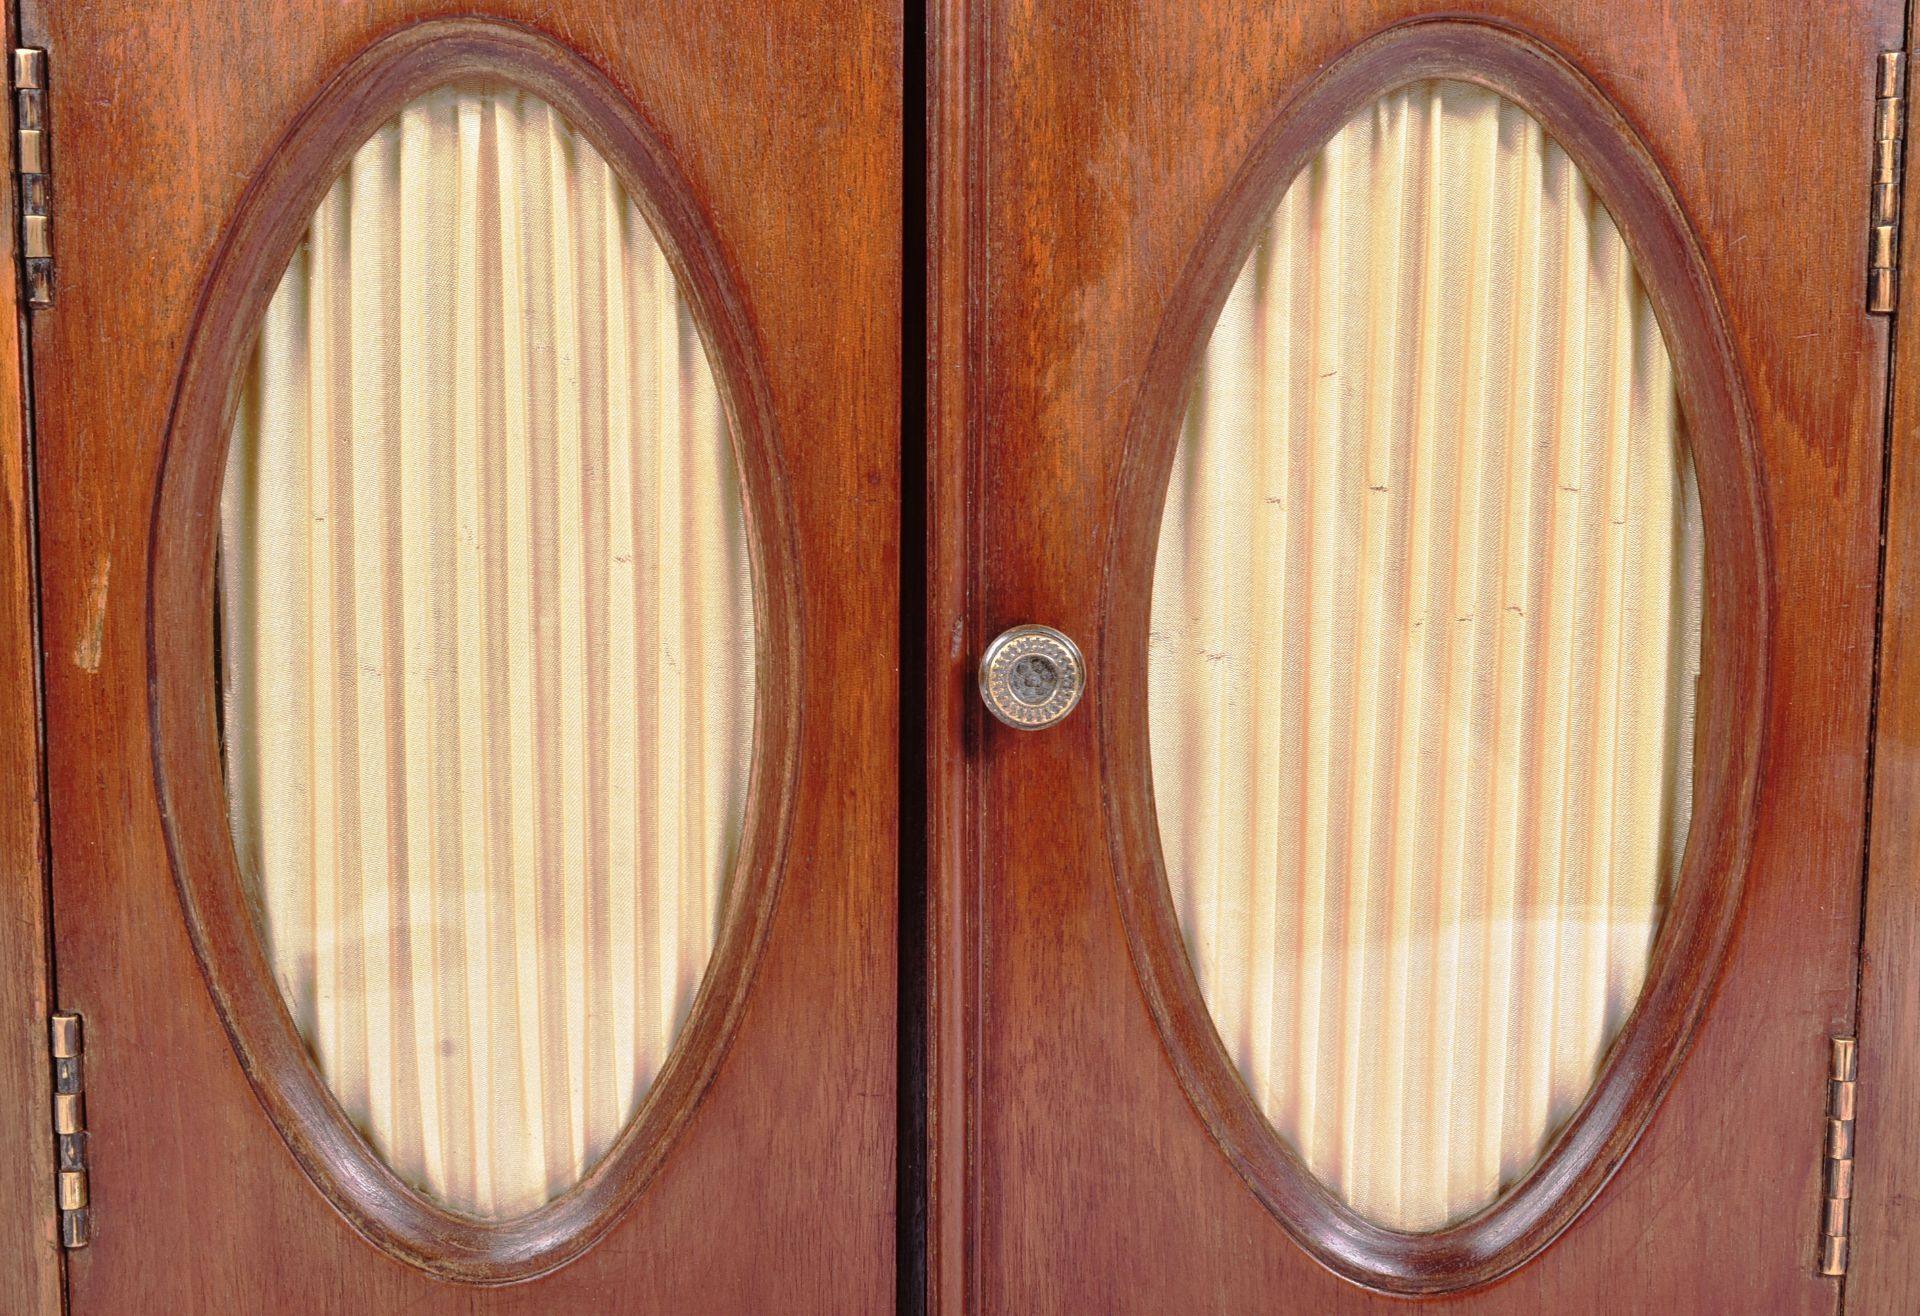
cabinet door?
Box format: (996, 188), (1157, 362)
(930, 3), (1893, 1310)
(29, 4), (897, 1311)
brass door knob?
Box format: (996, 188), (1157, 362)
(978, 624), (1086, 729)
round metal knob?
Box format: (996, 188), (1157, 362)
(978, 624), (1086, 730)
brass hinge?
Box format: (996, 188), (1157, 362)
(1871, 51), (1907, 313)
(49, 1011), (89, 1249)
(11, 47), (47, 307)
(1819, 1036), (1857, 1276)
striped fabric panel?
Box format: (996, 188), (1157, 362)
(218, 83), (755, 1220)
(1147, 79), (1703, 1232)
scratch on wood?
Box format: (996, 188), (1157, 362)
(72, 556), (109, 672)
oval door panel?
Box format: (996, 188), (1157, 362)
(1103, 23), (1764, 1294)
(152, 22), (797, 1281)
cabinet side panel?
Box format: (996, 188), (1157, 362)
(1851, 53), (1920, 1316)
(0, 0), (60, 1305)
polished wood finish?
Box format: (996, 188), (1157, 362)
(0, 0), (62, 1302)
(149, 21), (803, 1283)
(930, 1), (1893, 1310)
(1100, 22), (1767, 1294)
(1849, 52), (1920, 1316)
(31, 2), (897, 1311)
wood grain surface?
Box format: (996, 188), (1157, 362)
(930, 1), (1895, 1311)
(28, 2), (899, 1311)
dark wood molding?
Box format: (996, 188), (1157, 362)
(145, 17), (802, 1284)
(926, 0), (985, 1311)
(1097, 18), (1768, 1296)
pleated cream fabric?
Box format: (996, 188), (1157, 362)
(1148, 80), (1703, 1232)
(218, 82), (755, 1220)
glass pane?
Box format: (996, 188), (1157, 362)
(1148, 79), (1703, 1232)
(217, 82), (756, 1220)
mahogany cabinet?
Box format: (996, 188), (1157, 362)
(0, 0), (1918, 1312)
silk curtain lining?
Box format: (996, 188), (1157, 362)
(218, 82), (755, 1220)
(1147, 79), (1704, 1231)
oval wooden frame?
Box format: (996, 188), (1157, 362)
(148, 18), (801, 1284)
(1099, 18), (1768, 1297)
